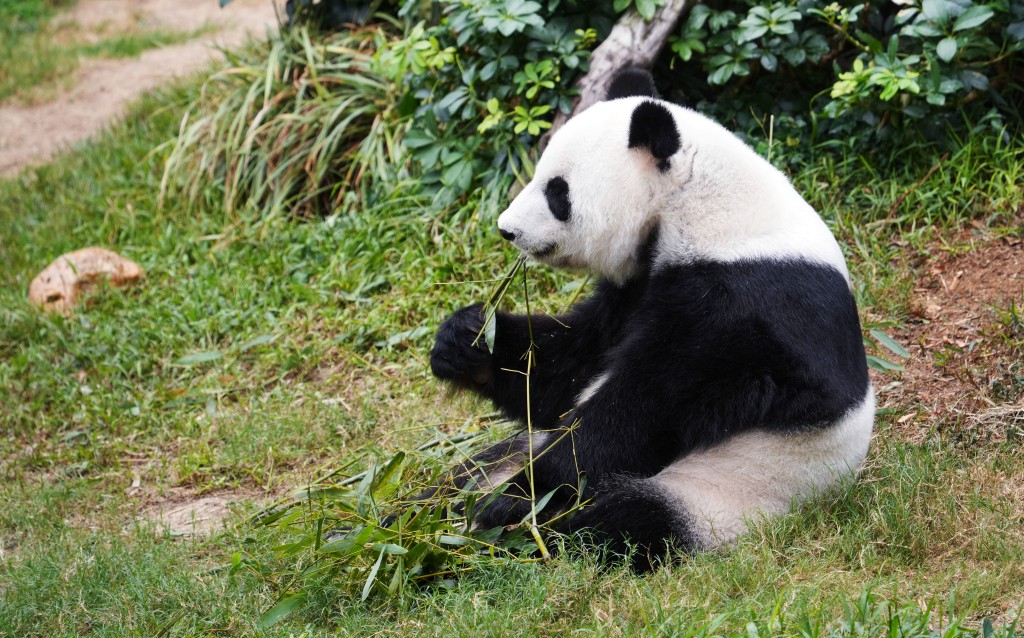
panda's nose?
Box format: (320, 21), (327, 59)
(499, 227), (517, 242)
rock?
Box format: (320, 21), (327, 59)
(28, 247), (144, 314)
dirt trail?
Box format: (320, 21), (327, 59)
(0, 0), (278, 176)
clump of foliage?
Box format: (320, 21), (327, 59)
(237, 257), (580, 625)
(383, 0), (612, 203)
(160, 27), (404, 218)
(664, 0), (1023, 154)
(240, 427), (567, 627)
(165, 1), (622, 218)
(173, 0), (1023, 218)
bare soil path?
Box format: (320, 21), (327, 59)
(0, 0), (278, 175)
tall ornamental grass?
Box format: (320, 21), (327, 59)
(160, 26), (405, 220)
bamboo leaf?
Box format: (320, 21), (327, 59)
(866, 354), (904, 372)
(870, 329), (911, 358)
(258, 593), (306, 628)
(361, 547), (387, 601)
(174, 351), (223, 366)
(483, 309), (497, 353)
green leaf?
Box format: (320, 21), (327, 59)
(866, 354), (904, 372)
(1009, 21), (1024, 42)
(910, 22), (942, 37)
(238, 334), (276, 352)
(709, 64), (734, 85)
(635, 0), (656, 20)
(961, 70), (989, 90)
(483, 308), (497, 353)
(936, 37), (957, 62)
(736, 25), (768, 42)
(402, 129), (435, 149)
(870, 329), (911, 358)
(921, 0), (951, 24)
(258, 593), (306, 628)
(520, 485), (561, 522)
(372, 451), (406, 493)
(519, 1), (542, 14)
(952, 5), (993, 32)
(439, 534), (471, 546)
(174, 351), (223, 366)
(442, 159), (473, 192)
(361, 547), (387, 601)
(939, 78), (963, 93)
(497, 19), (519, 36)
(480, 60), (498, 81)
(771, 21), (795, 35)
(613, 0), (631, 12)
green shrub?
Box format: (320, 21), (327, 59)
(663, 0), (1024, 156)
(379, 0), (617, 204)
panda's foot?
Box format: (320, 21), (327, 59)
(563, 478), (692, 573)
(430, 303), (494, 388)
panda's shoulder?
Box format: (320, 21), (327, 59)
(647, 256), (856, 323)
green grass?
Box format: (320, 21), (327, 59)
(1, 66), (1023, 635)
(0, 1), (213, 104)
(75, 27), (216, 59)
(0, 0), (74, 22)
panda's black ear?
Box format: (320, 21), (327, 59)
(606, 67), (657, 100)
(628, 101), (680, 170)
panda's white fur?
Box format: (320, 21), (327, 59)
(498, 98), (849, 284)
(428, 69), (873, 570)
(653, 388), (874, 548)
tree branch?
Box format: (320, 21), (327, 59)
(542, 0), (695, 146)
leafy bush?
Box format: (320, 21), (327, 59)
(378, 0), (616, 204)
(664, 0), (1023, 154)
(168, 1), (626, 217)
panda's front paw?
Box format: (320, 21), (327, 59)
(430, 304), (494, 387)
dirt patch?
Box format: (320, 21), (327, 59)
(878, 236), (1024, 439)
(143, 487), (263, 537)
(0, 0), (277, 175)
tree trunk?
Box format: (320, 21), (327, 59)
(543, 0), (695, 147)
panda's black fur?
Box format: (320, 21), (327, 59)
(428, 69), (873, 571)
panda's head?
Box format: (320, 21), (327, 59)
(497, 69), (693, 283)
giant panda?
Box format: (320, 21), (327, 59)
(427, 68), (874, 571)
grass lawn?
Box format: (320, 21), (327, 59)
(0, 0), (212, 104)
(1, 61), (1023, 636)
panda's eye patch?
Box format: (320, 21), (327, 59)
(544, 177), (571, 222)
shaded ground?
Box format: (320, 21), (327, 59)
(0, 0), (277, 175)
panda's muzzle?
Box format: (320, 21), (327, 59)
(532, 242), (557, 258)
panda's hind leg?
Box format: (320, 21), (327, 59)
(563, 477), (696, 573)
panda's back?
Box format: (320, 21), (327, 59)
(623, 257), (870, 438)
